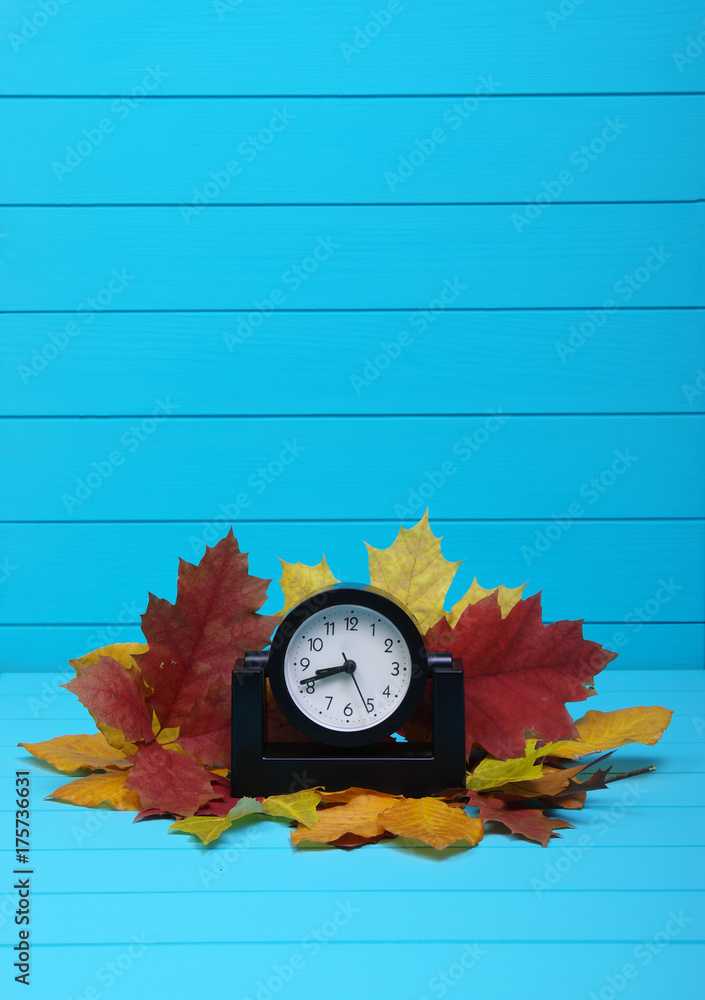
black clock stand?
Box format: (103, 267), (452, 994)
(231, 651), (466, 797)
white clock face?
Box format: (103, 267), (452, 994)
(284, 603), (412, 732)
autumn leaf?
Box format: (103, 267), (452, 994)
(379, 797), (484, 850)
(277, 556), (339, 615)
(69, 642), (148, 677)
(365, 511), (461, 632)
(62, 656), (154, 750)
(316, 787), (401, 805)
(425, 591), (617, 758)
(124, 741), (215, 817)
(262, 789), (322, 828)
(291, 793), (396, 845)
(546, 706), (673, 760)
(501, 754), (613, 798)
(18, 732), (132, 773)
(447, 578), (526, 627)
(137, 530), (277, 766)
(467, 791), (573, 848)
(466, 741), (548, 792)
(48, 772), (141, 811)
(170, 798), (265, 845)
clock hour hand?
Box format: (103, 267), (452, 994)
(299, 663), (349, 684)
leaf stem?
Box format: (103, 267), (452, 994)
(603, 765), (656, 783)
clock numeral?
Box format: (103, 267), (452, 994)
(344, 617), (358, 631)
(370, 622), (375, 636)
(308, 637), (323, 652)
(344, 703), (353, 717)
(391, 662), (400, 676)
(305, 681), (315, 694)
(325, 696), (333, 710)
(384, 638), (394, 653)
(382, 686), (391, 698)
(365, 698), (374, 713)
(300, 657), (310, 670)
(325, 621), (335, 635)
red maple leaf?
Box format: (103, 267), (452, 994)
(137, 530), (278, 765)
(62, 656), (154, 746)
(425, 592), (617, 759)
(124, 742), (215, 817)
(467, 790), (574, 848)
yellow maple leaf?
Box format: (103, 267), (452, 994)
(48, 771), (141, 810)
(69, 642), (148, 677)
(277, 556), (339, 615)
(18, 732), (132, 772)
(291, 793), (395, 845)
(546, 706), (674, 760)
(262, 789), (322, 828)
(466, 740), (547, 791)
(365, 512), (461, 632)
(447, 577), (526, 627)
(379, 798), (484, 850)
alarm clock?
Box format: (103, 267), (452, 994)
(267, 585), (430, 747)
(231, 584), (466, 796)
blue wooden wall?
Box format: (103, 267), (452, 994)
(1, 0), (704, 673)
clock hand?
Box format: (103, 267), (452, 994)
(299, 663), (348, 684)
(344, 655), (370, 712)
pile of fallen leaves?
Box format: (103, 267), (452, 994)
(19, 513), (672, 851)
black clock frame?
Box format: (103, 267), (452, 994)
(231, 584), (467, 797)
(267, 584), (429, 747)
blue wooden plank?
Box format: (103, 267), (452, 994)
(16, 890), (704, 944)
(1, 0), (703, 95)
(0, 942), (701, 1000)
(1, 843), (702, 892)
(0, 521), (701, 628)
(1, 623), (703, 673)
(2, 96), (703, 203)
(1, 416), (702, 520)
(3, 310), (704, 416)
(3, 769), (701, 810)
(2, 690), (699, 738)
(1, 205), (702, 310)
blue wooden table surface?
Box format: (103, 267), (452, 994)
(1, 669), (703, 1000)
(1, 1), (704, 995)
